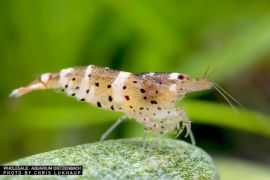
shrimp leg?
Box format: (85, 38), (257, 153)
(100, 115), (129, 141)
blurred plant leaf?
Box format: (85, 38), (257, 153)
(215, 157), (270, 180)
(3, 100), (270, 137)
(180, 16), (270, 82)
(182, 100), (270, 137)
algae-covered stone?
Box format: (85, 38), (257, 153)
(3, 138), (218, 180)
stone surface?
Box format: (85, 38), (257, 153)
(3, 138), (218, 180)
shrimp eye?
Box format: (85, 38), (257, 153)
(178, 74), (184, 80)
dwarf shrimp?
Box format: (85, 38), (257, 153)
(10, 65), (242, 145)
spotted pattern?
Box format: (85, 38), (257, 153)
(12, 65), (196, 136)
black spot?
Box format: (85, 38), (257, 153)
(160, 131), (164, 134)
(97, 102), (102, 107)
(150, 100), (158, 104)
(153, 113), (156, 116)
(88, 74), (91, 77)
(108, 96), (113, 102)
(110, 105), (114, 110)
(140, 89), (146, 93)
(143, 96), (147, 100)
(133, 81), (137, 83)
(178, 74), (184, 80)
(65, 84), (68, 88)
(167, 111), (170, 114)
(158, 107), (161, 110)
(107, 85), (111, 88)
(154, 124), (156, 127)
(123, 86), (126, 90)
(80, 98), (85, 101)
(76, 86), (80, 90)
(119, 107), (122, 110)
(155, 90), (158, 94)
(95, 82), (99, 87)
(72, 77), (76, 81)
(146, 108), (149, 110)
(161, 126), (164, 129)
(129, 105), (133, 108)
(71, 93), (75, 96)
(139, 107), (144, 110)
(133, 110), (136, 112)
(125, 95), (130, 101)
(61, 89), (65, 92)
(86, 89), (89, 93)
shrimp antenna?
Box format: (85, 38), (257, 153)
(212, 84), (238, 112)
(203, 65), (211, 78)
(207, 50), (232, 79)
(214, 83), (245, 109)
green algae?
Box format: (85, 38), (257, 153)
(3, 138), (218, 180)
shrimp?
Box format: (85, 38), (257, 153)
(10, 65), (217, 145)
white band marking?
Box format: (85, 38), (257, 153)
(112, 71), (131, 103)
(142, 73), (155, 78)
(40, 73), (51, 83)
(169, 84), (177, 92)
(87, 86), (95, 102)
(77, 65), (93, 99)
(169, 73), (179, 80)
(59, 68), (74, 87)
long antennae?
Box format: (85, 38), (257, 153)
(201, 44), (221, 78)
(214, 83), (245, 109)
(203, 65), (211, 78)
(213, 84), (237, 112)
(207, 50), (232, 79)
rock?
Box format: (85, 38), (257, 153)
(4, 138), (218, 180)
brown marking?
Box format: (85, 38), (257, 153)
(111, 105), (114, 110)
(140, 89), (146, 93)
(108, 96), (113, 102)
(124, 95), (130, 101)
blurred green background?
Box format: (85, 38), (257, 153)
(0, 0), (270, 179)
